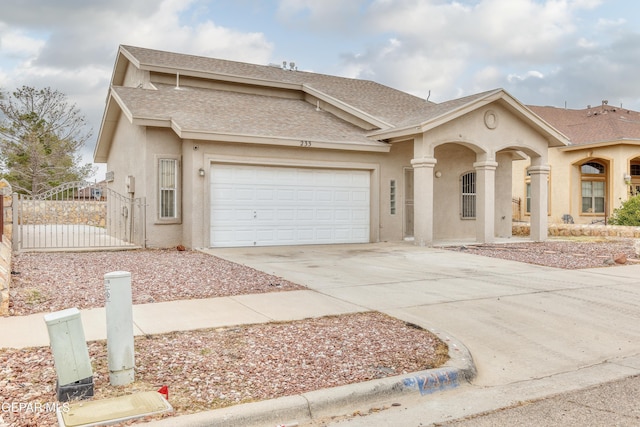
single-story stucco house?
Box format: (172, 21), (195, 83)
(94, 45), (568, 249)
(513, 101), (640, 224)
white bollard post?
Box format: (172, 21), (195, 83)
(104, 271), (135, 386)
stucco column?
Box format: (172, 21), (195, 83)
(528, 164), (550, 241)
(411, 157), (437, 246)
(474, 160), (498, 243)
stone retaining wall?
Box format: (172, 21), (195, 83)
(18, 200), (106, 226)
(513, 223), (640, 238)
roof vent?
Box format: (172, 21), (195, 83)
(281, 61), (297, 71)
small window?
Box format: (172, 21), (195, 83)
(159, 158), (178, 219)
(390, 180), (396, 215)
(461, 171), (476, 219)
(630, 164), (640, 176)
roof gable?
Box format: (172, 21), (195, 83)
(371, 89), (569, 147)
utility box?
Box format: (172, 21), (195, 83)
(105, 271), (135, 386)
(44, 308), (94, 401)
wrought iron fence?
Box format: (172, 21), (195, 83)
(12, 182), (146, 251)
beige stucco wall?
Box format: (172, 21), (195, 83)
(104, 99), (555, 248)
(142, 128), (183, 248)
(105, 62), (558, 248)
(417, 103), (551, 242)
(432, 143), (476, 239)
(181, 139), (413, 248)
(513, 144), (640, 224)
(106, 116), (417, 248)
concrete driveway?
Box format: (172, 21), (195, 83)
(207, 242), (640, 388)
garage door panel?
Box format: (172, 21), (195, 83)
(296, 229), (315, 240)
(297, 209), (314, 220)
(256, 189), (274, 200)
(211, 164), (370, 247)
(277, 189), (296, 201)
(211, 187), (235, 201)
(316, 210), (333, 221)
(277, 209), (295, 220)
(352, 191), (369, 202)
(297, 190), (314, 201)
(352, 209), (369, 221)
(351, 227), (369, 239)
(334, 209), (351, 221)
(212, 209), (255, 222)
(316, 191), (332, 202)
(315, 229), (334, 240)
(334, 228), (354, 239)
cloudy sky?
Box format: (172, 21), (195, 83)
(1, 0), (639, 178)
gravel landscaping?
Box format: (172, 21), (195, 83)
(442, 237), (639, 269)
(8, 249), (304, 316)
(3, 237), (639, 426)
(0, 312), (448, 427)
(3, 249), (449, 427)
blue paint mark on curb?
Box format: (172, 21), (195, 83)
(403, 370), (460, 395)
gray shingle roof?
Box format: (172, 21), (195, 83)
(113, 84), (377, 144)
(120, 45), (437, 128)
(96, 45), (567, 163)
(528, 104), (640, 145)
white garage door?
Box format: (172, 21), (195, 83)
(210, 164), (370, 247)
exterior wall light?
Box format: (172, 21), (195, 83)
(198, 168), (205, 177)
(435, 171), (442, 178)
(624, 173), (632, 185)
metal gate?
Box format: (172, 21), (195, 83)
(12, 182), (146, 252)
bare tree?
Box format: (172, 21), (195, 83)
(0, 86), (94, 195)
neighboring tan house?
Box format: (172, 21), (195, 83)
(513, 102), (640, 224)
(94, 45), (568, 249)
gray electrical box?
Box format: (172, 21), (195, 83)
(44, 308), (93, 387)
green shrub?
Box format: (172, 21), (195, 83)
(609, 195), (640, 226)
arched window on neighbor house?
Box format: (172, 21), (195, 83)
(581, 161), (606, 214)
(461, 171), (476, 219)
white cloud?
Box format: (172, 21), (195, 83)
(0, 0), (275, 178)
(507, 70), (545, 83)
(0, 26), (46, 59)
(276, 0), (368, 33)
(596, 17), (626, 29)
(340, 36), (467, 101)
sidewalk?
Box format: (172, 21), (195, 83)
(0, 290), (367, 348)
(0, 287), (477, 427)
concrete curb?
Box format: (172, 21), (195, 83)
(143, 332), (476, 426)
